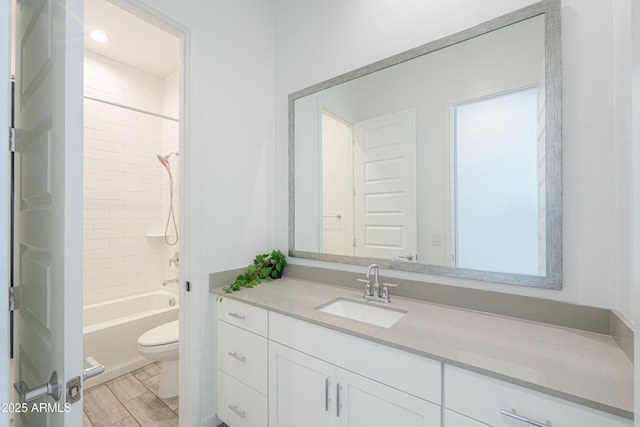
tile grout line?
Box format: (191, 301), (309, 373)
(84, 363), (179, 426)
(103, 378), (139, 425)
(83, 384), (133, 427)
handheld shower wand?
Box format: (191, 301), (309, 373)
(157, 152), (179, 246)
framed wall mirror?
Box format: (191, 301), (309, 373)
(289, 0), (561, 289)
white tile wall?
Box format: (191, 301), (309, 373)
(161, 71), (180, 282)
(84, 51), (179, 304)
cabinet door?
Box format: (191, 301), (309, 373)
(336, 369), (441, 427)
(269, 342), (336, 427)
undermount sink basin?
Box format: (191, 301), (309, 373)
(316, 298), (406, 328)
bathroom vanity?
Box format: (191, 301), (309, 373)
(212, 277), (633, 427)
(213, 0), (633, 424)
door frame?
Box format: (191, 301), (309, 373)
(1, 1), (195, 424)
(106, 1), (194, 425)
(1, 2), (11, 425)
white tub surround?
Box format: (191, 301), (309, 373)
(212, 277), (633, 421)
(83, 290), (179, 387)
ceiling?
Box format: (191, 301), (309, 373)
(85, 0), (179, 78)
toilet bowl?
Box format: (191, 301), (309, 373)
(137, 320), (179, 398)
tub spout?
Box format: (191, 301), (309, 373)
(163, 277), (179, 286)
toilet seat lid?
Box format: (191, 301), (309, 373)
(138, 320), (179, 347)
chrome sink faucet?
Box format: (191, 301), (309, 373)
(367, 263), (379, 298)
(357, 264), (398, 303)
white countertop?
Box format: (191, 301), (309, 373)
(214, 277), (633, 418)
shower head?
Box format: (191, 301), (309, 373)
(157, 152), (179, 171)
(157, 154), (170, 169)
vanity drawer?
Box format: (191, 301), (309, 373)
(218, 370), (267, 427)
(218, 297), (268, 337)
(444, 365), (632, 427)
(217, 320), (268, 395)
(444, 409), (489, 427)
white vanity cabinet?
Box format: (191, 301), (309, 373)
(444, 365), (633, 427)
(269, 341), (440, 427)
(336, 368), (441, 426)
(444, 410), (489, 427)
(268, 341), (336, 427)
(268, 312), (442, 427)
(217, 298), (269, 427)
(215, 296), (632, 427)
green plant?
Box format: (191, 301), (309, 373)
(219, 249), (288, 297)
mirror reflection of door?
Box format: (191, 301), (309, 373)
(353, 109), (417, 260)
(321, 111), (354, 256)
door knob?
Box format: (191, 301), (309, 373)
(14, 371), (62, 402)
(392, 253), (414, 261)
(83, 357), (105, 380)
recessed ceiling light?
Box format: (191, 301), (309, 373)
(89, 30), (109, 43)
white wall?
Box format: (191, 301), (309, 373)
(275, 0), (634, 316)
(114, 1), (275, 425)
(83, 51), (170, 304)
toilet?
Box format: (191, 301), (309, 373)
(137, 320), (179, 398)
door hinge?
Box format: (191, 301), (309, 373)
(9, 127), (15, 152)
(353, 238), (357, 248)
(9, 287), (15, 312)
(185, 281), (191, 292)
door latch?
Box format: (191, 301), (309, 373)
(8, 287), (14, 312)
(66, 377), (81, 404)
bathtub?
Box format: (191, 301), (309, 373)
(83, 290), (179, 387)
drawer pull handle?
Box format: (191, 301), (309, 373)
(228, 312), (246, 320)
(228, 351), (246, 363)
(336, 383), (342, 417)
(229, 404), (247, 419)
(500, 409), (551, 427)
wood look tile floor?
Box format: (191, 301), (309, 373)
(83, 363), (179, 427)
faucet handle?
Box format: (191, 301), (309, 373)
(169, 251), (180, 267)
(381, 283), (398, 302)
(357, 278), (373, 297)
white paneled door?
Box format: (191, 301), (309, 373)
(12, 0), (84, 425)
(353, 109), (417, 260)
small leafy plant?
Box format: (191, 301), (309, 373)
(219, 249), (287, 297)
